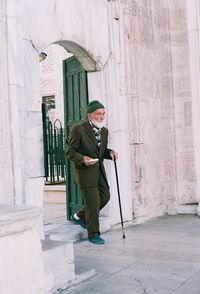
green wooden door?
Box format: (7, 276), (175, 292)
(63, 56), (88, 219)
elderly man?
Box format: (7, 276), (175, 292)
(66, 100), (118, 244)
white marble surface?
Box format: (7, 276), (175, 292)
(0, 204), (40, 237)
(0, 205), (44, 294)
(26, 111), (44, 177)
(187, 0), (200, 205)
(26, 177), (44, 238)
(43, 240), (75, 292)
(5, 4), (44, 208)
(16, 0), (110, 69)
(0, 0), (14, 204)
(123, 0), (198, 220)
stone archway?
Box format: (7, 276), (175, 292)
(6, 0), (133, 235)
(55, 40), (98, 72)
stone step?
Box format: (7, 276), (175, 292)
(44, 185), (66, 204)
(45, 216), (112, 243)
(42, 239), (75, 294)
(42, 238), (96, 293)
(42, 217), (112, 292)
(168, 203), (198, 215)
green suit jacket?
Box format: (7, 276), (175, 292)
(66, 120), (112, 188)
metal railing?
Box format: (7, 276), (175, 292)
(42, 104), (66, 185)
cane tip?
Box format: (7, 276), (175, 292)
(123, 235), (126, 239)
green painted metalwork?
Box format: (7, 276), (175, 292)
(63, 56), (88, 219)
(42, 103), (66, 185)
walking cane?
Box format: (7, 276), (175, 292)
(114, 159), (126, 239)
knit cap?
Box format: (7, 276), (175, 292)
(87, 100), (105, 113)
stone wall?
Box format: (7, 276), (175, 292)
(124, 0), (196, 220)
(168, 0), (195, 205)
(5, 0), (44, 216)
(1, 0), (198, 224)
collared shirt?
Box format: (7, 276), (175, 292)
(89, 121), (101, 146)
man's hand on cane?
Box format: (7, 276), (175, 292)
(110, 150), (118, 161)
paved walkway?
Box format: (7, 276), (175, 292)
(60, 214), (200, 294)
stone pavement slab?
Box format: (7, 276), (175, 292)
(59, 215), (200, 294)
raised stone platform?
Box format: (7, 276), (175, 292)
(0, 205), (44, 294)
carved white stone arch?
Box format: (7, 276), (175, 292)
(54, 40), (98, 72)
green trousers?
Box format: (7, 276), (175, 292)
(77, 171), (110, 238)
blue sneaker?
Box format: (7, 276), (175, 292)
(89, 234), (105, 245)
(70, 215), (87, 229)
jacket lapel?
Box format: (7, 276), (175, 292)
(84, 121), (98, 148)
(99, 127), (106, 156)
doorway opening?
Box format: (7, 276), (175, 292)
(40, 42), (95, 228)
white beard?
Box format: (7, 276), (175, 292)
(92, 120), (104, 129)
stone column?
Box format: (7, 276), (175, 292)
(187, 0), (200, 215)
(0, 205), (44, 293)
(122, 0), (176, 220)
(0, 0), (14, 204)
(6, 1), (45, 232)
(103, 1), (133, 223)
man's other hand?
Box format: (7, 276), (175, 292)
(83, 156), (99, 166)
